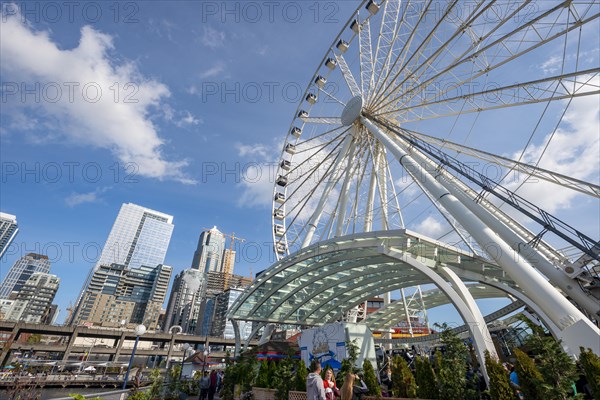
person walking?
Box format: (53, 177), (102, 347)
(199, 371), (210, 400)
(306, 360), (326, 400)
(208, 370), (218, 400)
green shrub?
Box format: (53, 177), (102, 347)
(436, 324), (467, 400)
(484, 351), (513, 400)
(578, 347), (600, 400)
(255, 360), (269, 388)
(392, 356), (417, 398)
(519, 316), (580, 400)
(514, 348), (544, 400)
(415, 356), (439, 399)
(295, 359), (308, 391)
(362, 359), (381, 396)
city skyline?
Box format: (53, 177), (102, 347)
(1, 1), (597, 329)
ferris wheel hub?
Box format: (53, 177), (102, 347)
(341, 95), (363, 126)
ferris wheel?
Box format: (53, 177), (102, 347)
(271, 0), (600, 271)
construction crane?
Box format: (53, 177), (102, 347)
(222, 231), (245, 273)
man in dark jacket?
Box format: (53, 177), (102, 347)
(306, 360), (326, 400)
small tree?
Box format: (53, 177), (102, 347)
(519, 317), (579, 400)
(392, 356), (417, 398)
(436, 324), (467, 400)
(255, 360), (270, 388)
(514, 348), (544, 400)
(295, 359), (308, 391)
(273, 353), (296, 400)
(362, 359), (381, 397)
(267, 360), (277, 388)
(337, 358), (353, 388)
(484, 351), (513, 400)
(578, 347), (600, 400)
(415, 356), (439, 399)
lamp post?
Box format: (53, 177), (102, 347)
(122, 324), (146, 390)
(202, 349), (209, 374)
(178, 343), (190, 381)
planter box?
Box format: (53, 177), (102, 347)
(253, 387), (277, 400)
(288, 391), (307, 400)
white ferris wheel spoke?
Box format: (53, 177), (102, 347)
(376, 69), (600, 122)
(358, 15), (374, 98)
(335, 53), (362, 98)
(373, 2), (600, 114)
(300, 116), (343, 125)
(369, 0), (402, 101)
(402, 127), (600, 198)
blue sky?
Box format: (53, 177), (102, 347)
(1, 1), (598, 326)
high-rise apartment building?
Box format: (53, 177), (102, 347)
(0, 253), (51, 299)
(72, 263), (172, 329)
(72, 203), (174, 324)
(0, 212), (18, 260)
(5, 272), (60, 324)
(191, 227), (226, 273)
(163, 269), (206, 334)
(95, 203), (174, 270)
(211, 288), (252, 339)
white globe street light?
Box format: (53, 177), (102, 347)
(122, 324), (146, 390)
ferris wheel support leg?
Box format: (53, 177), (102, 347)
(335, 140), (357, 237)
(362, 116), (600, 356)
(400, 132), (600, 320)
(232, 319), (241, 357)
(302, 135), (355, 248)
(382, 247), (495, 385)
(364, 142), (381, 232)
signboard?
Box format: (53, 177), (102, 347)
(299, 322), (376, 371)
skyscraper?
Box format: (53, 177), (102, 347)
(71, 203), (174, 325)
(0, 212), (18, 261)
(163, 269), (206, 334)
(191, 226), (226, 273)
(0, 253), (51, 299)
(95, 203), (174, 270)
(211, 288), (252, 339)
(5, 272), (60, 324)
(72, 263), (172, 329)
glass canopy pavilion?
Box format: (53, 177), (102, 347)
(227, 229), (563, 371)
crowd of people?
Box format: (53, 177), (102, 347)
(307, 361), (368, 400)
(198, 369), (224, 400)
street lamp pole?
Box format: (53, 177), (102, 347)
(202, 349), (209, 374)
(179, 343), (190, 381)
(122, 324), (146, 390)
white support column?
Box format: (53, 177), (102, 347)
(362, 116), (600, 356)
(335, 140), (357, 237)
(402, 131), (600, 319)
(382, 246), (496, 384)
(364, 142), (381, 232)
(400, 288), (414, 337)
(439, 266), (495, 357)
(232, 319), (241, 357)
(302, 136), (355, 248)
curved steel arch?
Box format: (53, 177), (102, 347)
(229, 230), (514, 322)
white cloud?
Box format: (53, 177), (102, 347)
(413, 215), (446, 238)
(0, 11), (194, 184)
(201, 27), (226, 49)
(65, 187), (110, 207)
(504, 91), (600, 213)
(540, 55), (562, 75)
(200, 64), (225, 79)
(236, 143), (269, 159)
(176, 111), (203, 127)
